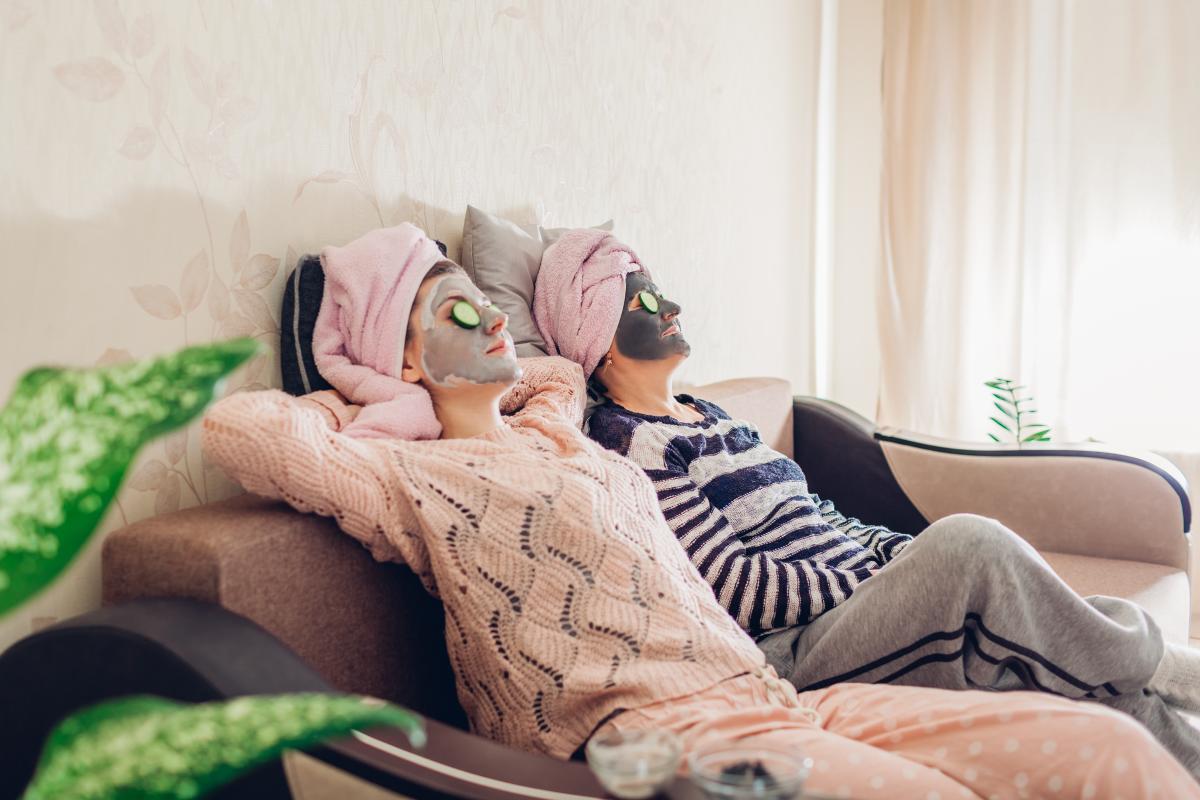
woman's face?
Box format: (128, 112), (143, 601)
(612, 272), (690, 361)
(403, 270), (521, 389)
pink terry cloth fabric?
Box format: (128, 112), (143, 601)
(312, 222), (444, 440)
(532, 229), (648, 377)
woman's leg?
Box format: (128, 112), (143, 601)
(763, 514), (1165, 698)
(742, 716), (975, 800)
(758, 513), (1200, 772)
(808, 682), (1200, 798)
(610, 677), (972, 800)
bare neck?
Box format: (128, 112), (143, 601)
(431, 389), (505, 439)
(602, 363), (698, 421)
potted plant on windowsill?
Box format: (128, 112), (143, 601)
(985, 377), (1051, 446)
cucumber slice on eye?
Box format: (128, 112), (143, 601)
(637, 291), (660, 313)
(450, 300), (481, 328)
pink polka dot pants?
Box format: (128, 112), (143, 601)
(610, 675), (1198, 799)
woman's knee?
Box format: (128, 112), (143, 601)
(915, 513), (1028, 562)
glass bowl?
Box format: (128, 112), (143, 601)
(585, 728), (683, 799)
(687, 740), (812, 800)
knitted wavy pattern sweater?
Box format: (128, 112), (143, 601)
(202, 357), (764, 758)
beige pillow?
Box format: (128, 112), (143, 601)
(460, 205), (613, 357)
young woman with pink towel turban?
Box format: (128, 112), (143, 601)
(203, 223), (1197, 799)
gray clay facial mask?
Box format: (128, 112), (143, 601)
(613, 272), (691, 361)
(418, 274), (521, 386)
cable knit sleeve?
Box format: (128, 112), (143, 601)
(202, 389), (436, 592)
(499, 356), (587, 428)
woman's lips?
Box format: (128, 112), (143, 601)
(661, 324), (680, 338)
(486, 338), (511, 355)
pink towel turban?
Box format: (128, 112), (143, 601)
(532, 229), (647, 377)
(312, 222), (444, 440)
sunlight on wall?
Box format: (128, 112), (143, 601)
(1066, 228), (1200, 451)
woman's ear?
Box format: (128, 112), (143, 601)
(400, 338), (423, 384)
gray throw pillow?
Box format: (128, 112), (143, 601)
(460, 205), (613, 357)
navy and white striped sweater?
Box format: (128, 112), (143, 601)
(586, 396), (912, 637)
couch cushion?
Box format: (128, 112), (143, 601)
(459, 205), (613, 357)
(1040, 550), (1190, 645)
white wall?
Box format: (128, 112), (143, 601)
(0, 0), (822, 649)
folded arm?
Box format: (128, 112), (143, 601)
(499, 356), (587, 429)
(646, 465), (868, 634)
(202, 389), (435, 590)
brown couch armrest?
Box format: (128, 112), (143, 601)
(792, 397), (1190, 571)
(101, 494), (465, 727)
(877, 429), (1191, 571)
(315, 721), (710, 800)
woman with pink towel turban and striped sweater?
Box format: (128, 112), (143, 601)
(203, 222), (1197, 799)
(534, 227), (1200, 784)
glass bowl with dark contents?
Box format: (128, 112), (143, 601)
(688, 740), (812, 800)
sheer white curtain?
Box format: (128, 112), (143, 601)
(879, 0), (1200, 456)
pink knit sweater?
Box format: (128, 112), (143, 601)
(202, 357), (765, 758)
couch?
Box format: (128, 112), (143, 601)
(2, 377), (1191, 799)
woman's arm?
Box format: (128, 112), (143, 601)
(499, 356), (587, 428)
(294, 389), (361, 431)
(816, 494), (907, 563)
(646, 464), (865, 633)
(814, 495), (912, 562)
(202, 390), (434, 590)
(588, 414), (876, 633)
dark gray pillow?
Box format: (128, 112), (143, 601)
(460, 205), (613, 357)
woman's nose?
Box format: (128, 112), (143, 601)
(484, 307), (508, 335)
(662, 299), (682, 320)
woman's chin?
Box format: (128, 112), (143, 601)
(436, 362), (521, 391)
(660, 342), (691, 362)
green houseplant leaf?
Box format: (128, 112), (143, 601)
(993, 401), (1017, 420)
(22, 693), (425, 800)
(0, 338), (260, 616)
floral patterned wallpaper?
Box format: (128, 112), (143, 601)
(0, 0), (820, 646)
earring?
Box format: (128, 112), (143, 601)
(603, 352), (614, 369)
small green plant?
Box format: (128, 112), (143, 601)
(0, 339), (425, 798)
(985, 377), (1051, 445)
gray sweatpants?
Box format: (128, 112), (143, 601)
(757, 513), (1200, 778)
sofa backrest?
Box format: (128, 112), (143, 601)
(100, 377), (793, 727)
(102, 493), (468, 728)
